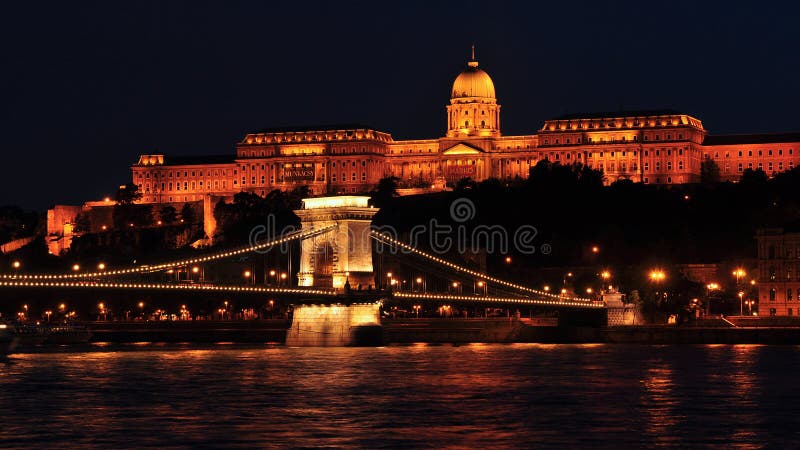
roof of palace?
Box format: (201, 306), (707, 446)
(550, 109), (683, 121)
(703, 132), (800, 146)
(254, 123), (382, 134)
(163, 155), (236, 166)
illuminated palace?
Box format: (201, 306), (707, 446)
(48, 52), (800, 247)
(132, 53), (800, 203)
(129, 54), (800, 205)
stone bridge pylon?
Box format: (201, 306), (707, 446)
(294, 196), (378, 290)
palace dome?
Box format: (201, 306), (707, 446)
(451, 60), (496, 99)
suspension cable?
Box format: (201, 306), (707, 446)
(3, 224), (336, 280)
(370, 230), (595, 303)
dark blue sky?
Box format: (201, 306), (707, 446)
(2, 1), (799, 210)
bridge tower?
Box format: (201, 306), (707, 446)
(294, 196), (378, 290)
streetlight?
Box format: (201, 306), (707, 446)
(244, 270), (253, 285)
(736, 290), (747, 316)
(600, 270), (612, 292)
(413, 304), (421, 318)
(59, 303), (66, 312)
(72, 264), (80, 272)
(475, 280), (487, 296)
(415, 277), (426, 292)
(706, 282), (720, 315)
(192, 266), (202, 282)
(648, 270), (667, 321)
(649, 270), (666, 282)
(97, 262), (106, 271)
(280, 272), (287, 286)
(12, 260), (20, 270)
(543, 285), (550, 292)
(505, 256), (512, 264)
(591, 246), (600, 254)
(269, 269), (277, 286)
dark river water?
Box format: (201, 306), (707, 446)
(2, 343), (800, 448)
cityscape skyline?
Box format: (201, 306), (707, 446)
(2, 1), (800, 209)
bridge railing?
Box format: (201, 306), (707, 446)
(0, 280), (337, 296)
(392, 292), (605, 308)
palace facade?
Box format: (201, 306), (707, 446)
(129, 54), (800, 205)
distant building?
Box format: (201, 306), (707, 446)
(755, 228), (800, 316)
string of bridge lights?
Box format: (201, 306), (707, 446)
(1, 225), (337, 280)
(0, 280), (337, 296)
(393, 292), (604, 308)
(370, 230), (596, 304)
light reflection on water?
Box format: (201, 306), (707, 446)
(2, 344), (800, 448)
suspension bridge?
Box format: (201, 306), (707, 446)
(1, 196), (605, 344)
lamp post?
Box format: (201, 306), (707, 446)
(601, 270), (612, 291)
(475, 280), (487, 296)
(705, 282), (720, 316)
(738, 291), (744, 316)
(190, 265), (205, 282)
(733, 268), (746, 285)
(648, 269), (666, 322)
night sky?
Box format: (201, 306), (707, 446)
(2, 1), (799, 210)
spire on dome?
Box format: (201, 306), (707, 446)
(468, 44), (478, 68)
